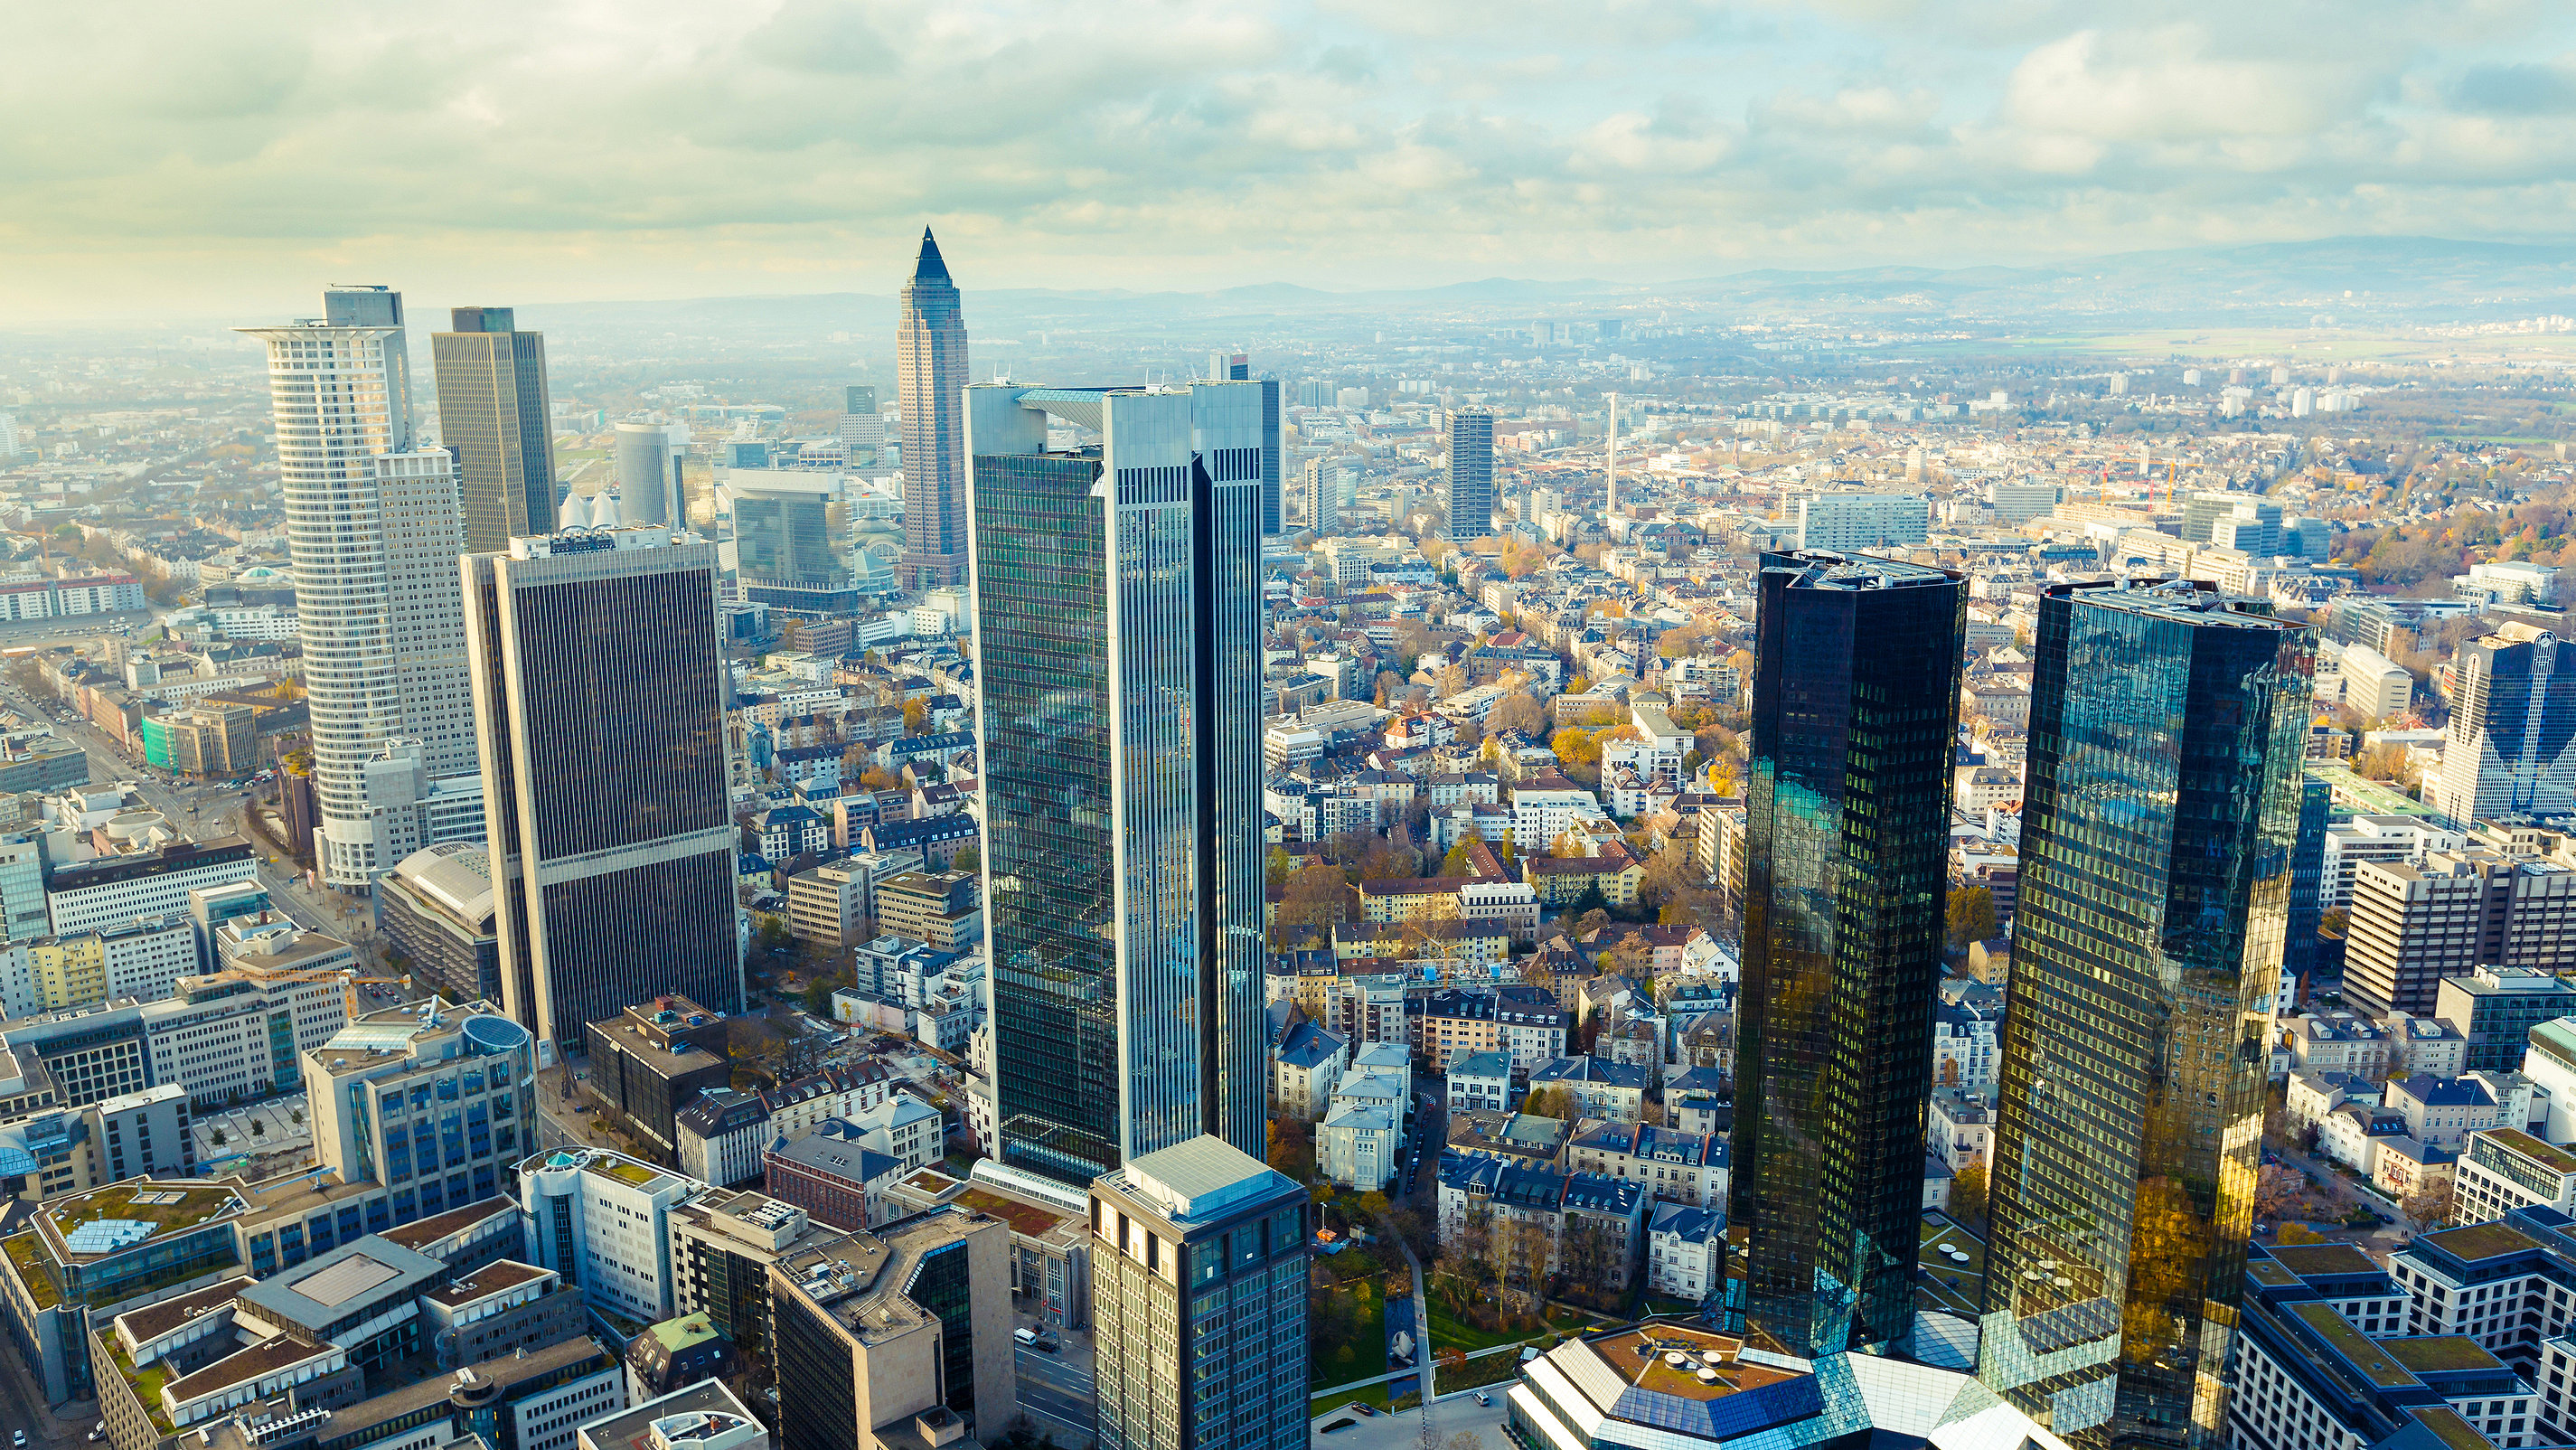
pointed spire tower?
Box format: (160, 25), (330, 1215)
(897, 226), (971, 588)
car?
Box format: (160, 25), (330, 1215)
(1014, 1327), (1038, 1345)
(15, 1431), (27, 1447)
(90, 1424), (108, 1443)
(1475, 1392), (1491, 1407)
(1349, 1404), (1376, 1417)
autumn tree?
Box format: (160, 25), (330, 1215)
(902, 698), (927, 734)
(1946, 887), (1998, 949)
(1949, 1162), (1988, 1230)
(2403, 1176), (2455, 1233)
(1486, 692), (1547, 739)
(2252, 1163), (2306, 1222)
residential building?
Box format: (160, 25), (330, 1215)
(1794, 491), (1929, 552)
(768, 1208), (1018, 1450)
(465, 527), (744, 1050)
(1980, 577), (2313, 1444)
(1447, 1050), (1512, 1116)
(432, 306), (558, 553)
(1088, 1137), (1308, 1450)
(967, 381), (1266, 1184)
(1317, 1097), (1399, 1190)
(1734, 550), (1962, 1359)
(1271, 1018), (1348, 1122)
(1526, 1057), (1650, 1120)
(675, 1092), (773, 1191)
(241, 289), (478, 886)
(1564, 1121), (1725, 1207)
(1642, 1202), (1722, 1303)
(875, 871), (979, 950)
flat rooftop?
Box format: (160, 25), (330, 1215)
(2422, 1221), (2544, 1264)
(424, 1259), (547, 1307)
(2265, 1244), (2383, 1278)
(40, 1181), (246, 1259)
(1588, 1325), (1800, 1403)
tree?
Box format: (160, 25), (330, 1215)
(1521, 1085), (1572, 1119)
(860, 767), (900, 793)
(2403, 1176), (2455, 1233)
(2253, 1163), (2305, 1222)
(902, 698), (927, 735)
(1487, 692), (1547, 739)
(951, 842), (980, 872)
(1946, 887), (1998, 949)
(803, 978), (839, 1016)
(1949, 1162), (1988, 1229)
(1358, 1190), (1392, 1220)
(1440, 841), (1475, 876)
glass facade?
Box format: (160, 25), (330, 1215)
(1732, 551), (1963, 1359)
(972, 384), (1267, 1186)
(909, 1240), (979, 1415)
(2283, 774), (2328, 986)
(1977, 579), (2313, 1450)
(774, 1292), (859, 1450)
(431, 318), (557, 553)
(733, 487), (843, 589)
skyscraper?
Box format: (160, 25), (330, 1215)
(2427, 621), (2576, 824)
(464, 526), (744, 1049)
(240, 287), (478, 887)
(1978, 578), (2313, 1448)
(965, 381), (1266, 1185)
(1089, 1137), (1310, 1450)
(1732, 551), (1963, 1359)
(431, 306), (557, 553)
(1446, 408), (1495, 541)
(728, 470), (858, 615)
(838, 384), (882, 465)
(614, 422), (688, 527)
(1207, 353), (1282, 536)
(898, 229), (970, 588)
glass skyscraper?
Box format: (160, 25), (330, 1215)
(1978, 579), (2313, 1449)
(966, 381), (1266, 1185)
(2427, 621), (2576, 824)
(431, 306), (557, 552)
(1446, 408), (1494, 541)
(1732, 551), (1963, 1359)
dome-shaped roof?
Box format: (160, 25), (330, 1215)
(559, 492), (590, 529)
(590, 490), (621, 527)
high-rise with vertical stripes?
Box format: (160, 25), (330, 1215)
(898, 229), (971, 588)
(240, 285), (478, 887)
(1979, 578), (2313, 1449)
(431, 305), (557, 553)
(964, 381), (1266, 1186)
(1445, 407), (1494, 540)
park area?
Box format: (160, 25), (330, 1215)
(1310, 1267), (1394, 1413)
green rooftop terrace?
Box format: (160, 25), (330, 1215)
(2424, 1220), (2544, 1263)
(44, 1182), (244, 1253)
(590, 1159), (666, 1189)
(2292, 1301), (2415, 1388)
(2, 1232), (58, 1309)
(2383, 1337), (2504, 1375)
(2484, 1127), (2576, 1176)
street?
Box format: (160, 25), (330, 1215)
(1015, 1343), (1095, 1443)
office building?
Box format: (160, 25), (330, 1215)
(964, 381), (1266, 1184)
(1303, 457), (1350, 534)
(578, 1381), (768, 1450)
(519, 1146), (710, 1326)
(1447, 408), (1495, 541)
(897, 228), (971, 588)
(838, 384), (883, 466)
(307, 998), (542, 1229)
(2345, 852), (2576, 1017)
(1089, 1137), (1309, 1450)
(240, 288), (478, 886)
(2430, 624), (2576, 825)
(380, 841), (504, 1008)
(582, 996), (732, 1158)
(666, 1189), (839, 1368)
(465, 527), (744, 1050)
(768, 1208), (1017, 1450)
(434, 306), (559, 552)
(45, 836), (256, 937)
(2440, 966), (2576, 1073)
(728, 470), (855, 613)
(143, 946), (351, 1107)
(1979, 578), (2313, 1448)
(2285, 773), (2329, 988)
(1732, 551), (1963, 1358)
(1793, 492), (1929, 553)
(616, 423), (691, 530)
(2339, 642), (2414, 720)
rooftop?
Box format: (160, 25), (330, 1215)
(2291, 1300), (2414, 1388)
(2266, 1243), (2383, 1278)
(2422, 1220), (2543, 1264)
(2483, 1126), (2576, 1176)
(2382, 1337), (2505, 1375)
(1585, 1324), (1801, 1403)
(41, 1181), (245, 1258)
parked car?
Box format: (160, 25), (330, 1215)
(1014, 1327), (1039, 1346)
(1350, 1404), (1376, 1418)
(1475, 1392), (1491, 1407)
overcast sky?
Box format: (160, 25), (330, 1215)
(6, 0), (2574, 321)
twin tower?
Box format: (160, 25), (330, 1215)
(1735, 552), (2313, 1450)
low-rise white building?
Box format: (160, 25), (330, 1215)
(1643, 1201), (1721, 1302)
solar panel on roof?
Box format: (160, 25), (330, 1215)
(62, 1219), (155, 1254)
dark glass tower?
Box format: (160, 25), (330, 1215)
(465, 530), (745, 1049)
(966, 381), (1266, 1185)
(1446, 408), (1495, 541)
(1977, 579), (2313, 1450)
(433, 306), (557, 552)
(1732, 551), (1963, 1359)
(2283, 772), (2328, 994)
(898, 228), (971, 588)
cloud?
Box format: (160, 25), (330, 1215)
(0, 0), (2571, 318)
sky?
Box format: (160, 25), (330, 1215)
(5, 0), (2575, 321)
